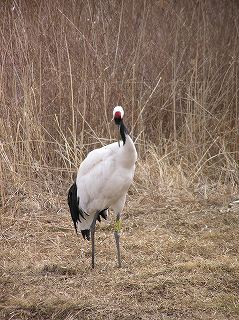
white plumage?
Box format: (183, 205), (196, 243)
(76, 139), (136, 229)
(68, 106), (137, 268)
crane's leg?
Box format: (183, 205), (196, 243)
(91, 212), (99, 269)
(114, 212), (122, 268)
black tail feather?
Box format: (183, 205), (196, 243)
(67, 182), (87, 234)
(81, 229), (90, 241)
(97, 209), (108, 222)
(68, 183), (108, 240)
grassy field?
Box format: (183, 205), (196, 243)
(1, 165), (239, 320)
(1, 0), (239, 319)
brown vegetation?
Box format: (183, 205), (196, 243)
(0, 1), (239, 319)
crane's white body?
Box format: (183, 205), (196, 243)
(76, 134), (137, 231)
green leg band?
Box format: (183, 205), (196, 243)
(115, 219), (122, 232)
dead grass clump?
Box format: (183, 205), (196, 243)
(40, 264), (77, 276)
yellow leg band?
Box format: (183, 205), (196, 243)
(115, 219), (122, 232)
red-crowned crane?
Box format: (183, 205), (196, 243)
(68, 106), (137, 268)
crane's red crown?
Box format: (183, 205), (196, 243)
(114, 111), (122, 119)
(113, 106), (124, 120)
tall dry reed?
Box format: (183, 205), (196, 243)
(0, 0), (238, 202)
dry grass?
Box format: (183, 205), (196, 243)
(1, 164), (239, 320)
(1, 0), (239, 319)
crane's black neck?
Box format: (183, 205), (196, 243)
(114, 118), (128, 145)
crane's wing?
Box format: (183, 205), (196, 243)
(78, 142), (120, 176)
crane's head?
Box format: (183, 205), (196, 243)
(113, 106), (124, 125)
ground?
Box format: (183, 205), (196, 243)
(1, 179), (238, 320)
